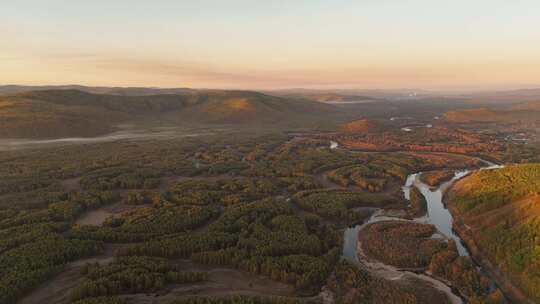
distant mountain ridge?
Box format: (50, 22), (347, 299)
(0, 85), (197, 96)
(267, 91), (381, 103)
(4, 85), (540, 102)
(0, 89), (340, 139)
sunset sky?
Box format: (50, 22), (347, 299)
(2, 0), (540, 90)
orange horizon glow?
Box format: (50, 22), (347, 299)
(2, 1), (540, 91)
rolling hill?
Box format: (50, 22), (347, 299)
(340, 119), (383, 133)
(0, 89), (340, 139)
(443, 100), (540, 123)
(464, 88), (540, 104)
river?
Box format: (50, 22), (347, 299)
(341, 156), (503, 303)
(410, 170), (471, 255)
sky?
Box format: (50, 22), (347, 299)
(2, 0), (540, 90)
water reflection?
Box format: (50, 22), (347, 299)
(342, 225), (361, 265)
(414, 171), (470, 256)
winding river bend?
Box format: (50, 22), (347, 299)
(341, 157), (503, 303)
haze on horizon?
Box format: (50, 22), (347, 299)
(2, 0), (540, 91)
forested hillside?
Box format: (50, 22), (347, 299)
(450, 164), (540, 302)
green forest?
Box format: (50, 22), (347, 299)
(0, 127), (537, 304)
